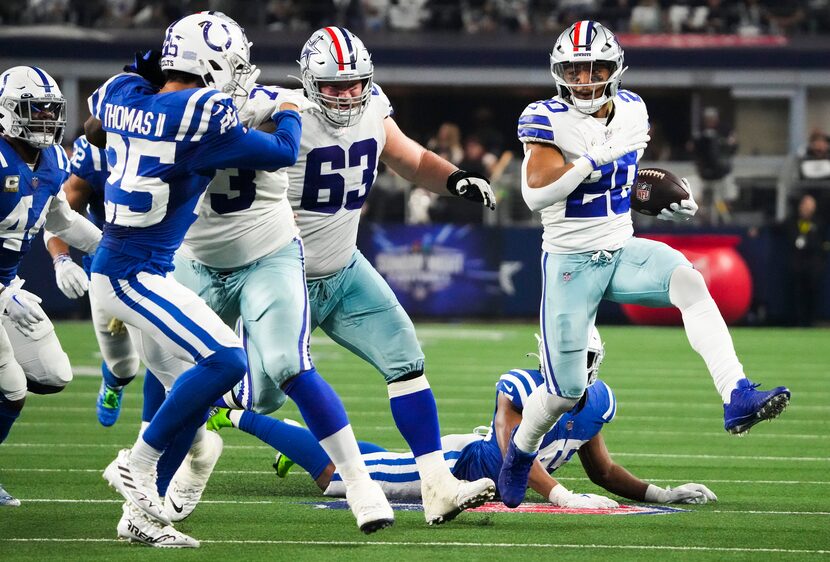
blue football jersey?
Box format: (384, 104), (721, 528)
(69, 135), (108, 229)
(87, 73), (301, 277)
(0, 138), (71, 284)
(493, 369), (616, 474)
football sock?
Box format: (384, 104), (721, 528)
(283, 369), (369, 482)
(102, 361), (134, 389)
(142, 347), (246, 451)
(680, 299), (745, 403)
(670, 266), (744, 402)
(131, 436), (163, 472)
(513, 387), (578, 453)
(388, 376), (442, 458)
(156, 418), (202, 497)
(238, 411), (331, 480)
(0, 403), (20, 444)
(141, 370), (165, 423)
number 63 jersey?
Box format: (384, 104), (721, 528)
(288, 84), (391, 279)
(517, 91), (649, 254)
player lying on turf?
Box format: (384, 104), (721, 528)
(208, 328), (717, 508)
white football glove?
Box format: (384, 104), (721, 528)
(273, 90), (320, 115)
(447, 169), (496, 210)
(0, 279), (46, 334)
(584, 129), (650, 169)
(657, 178), (699, 221)
(53, 254), (89, 299)
(646, 483), (718, 504)
(548, 484), (619, 509)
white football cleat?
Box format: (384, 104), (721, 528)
(164, 430), (223, 522)
(345, 479), (395, 534)
(117, 502), (199, 548)
(0, 483), (20, 507)
(421, 475), (495, 525)
(104, 448), (169, 525)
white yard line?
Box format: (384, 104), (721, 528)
(0, 537), (827, 554)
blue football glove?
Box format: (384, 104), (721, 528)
(124, 50), (165, 87)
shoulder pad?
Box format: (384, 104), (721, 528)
(370, 83), (393, 118)
(517, 99), (569, 145)
(588, 380), (616, 423)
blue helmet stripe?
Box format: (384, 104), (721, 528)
(337, 27), (356, 69)
(29, 66), (53, 93)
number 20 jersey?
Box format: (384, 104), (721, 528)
(288, 85), (392, 279)
(517, 91), (649, 254)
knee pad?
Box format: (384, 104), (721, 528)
(669, 266), (710, 311)
(5, 320), (73, 389)
(98, 331), (140, 380)
(250, 387), (288, 415)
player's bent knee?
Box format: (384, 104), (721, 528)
(203, 347), (248, 381)
(250, 389), (287, 415)
(108, 355), (140, 381)
(669, 266), (710, 310)
(26, 380), (67, 395)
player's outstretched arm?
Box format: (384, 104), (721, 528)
(198, 109), (302, 172)
(577, 434), (717, 504)
(43, 188), (101, 255)
(380, 117), (495, 209)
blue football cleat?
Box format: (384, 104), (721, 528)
(723, 379), (790, 435)
(96, 380), (124, 427)
(497, 427), (537, 508)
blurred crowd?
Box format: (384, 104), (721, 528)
(2, 0), (828, 36)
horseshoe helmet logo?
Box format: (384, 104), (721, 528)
(201, 21), (232, 52)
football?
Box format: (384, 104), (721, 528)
(631, 168), (690, 216)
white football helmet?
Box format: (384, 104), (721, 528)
(298, 27), (374, 127)
(160, 13), (254, 106)
(0, 66), (66, 148)
(586, 326), (605, 387)
(550, 20), (626, 115)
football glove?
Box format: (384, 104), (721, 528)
(0, 280), (46, 334)
(124, 50), (166, 87)
(548, 484), (619, 509)
(447, 169), (496, 210)
(584, 129), (650, 169)
(657, 178), (699, 221)
(273, 90), (320, 115)
(646, 483), (717, 504)
(53, 254), (89, 299)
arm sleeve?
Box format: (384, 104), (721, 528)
(194, 109), (302, 172)
(521, 149), (594, 212)
(43, 191), (101, 253)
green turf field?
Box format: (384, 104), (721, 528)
(1, 321), (828, 560)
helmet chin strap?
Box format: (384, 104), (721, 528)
(571, 92), (610, 115)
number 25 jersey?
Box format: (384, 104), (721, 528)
(517, 91), (649, 254)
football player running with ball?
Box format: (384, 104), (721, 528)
(499, 20), (790, 508)
(218, 27), (497, 526)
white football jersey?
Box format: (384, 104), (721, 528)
(518, 90), (649, 254)
(179, 85), (299, 269)
(286, 84), (392, 278)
